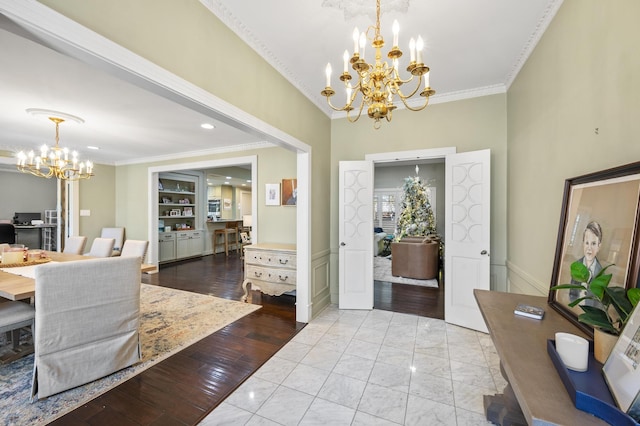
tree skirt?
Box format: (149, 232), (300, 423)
(0, 284), (260, 425)
(374, 256), (439, 288)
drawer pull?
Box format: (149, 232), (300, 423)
(278, 275), (288, 281)
(254, 271), (262, 277)
(279, 259), (288, 265)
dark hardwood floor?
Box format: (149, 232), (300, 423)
(51, 253), (444, 425)
(374, 279), (445, 319)
(51, 254), (303, 426)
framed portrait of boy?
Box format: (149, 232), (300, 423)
(548, 162), (640, 337)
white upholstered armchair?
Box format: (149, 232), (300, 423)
(31, 256), (142, 400)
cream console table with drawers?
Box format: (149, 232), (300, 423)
(241, 243), (296, 302)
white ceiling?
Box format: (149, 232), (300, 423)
(205, 0), (561, 114)
(0, 0), (561, 168)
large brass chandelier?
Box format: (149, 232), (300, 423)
(17, 111), (94, 181)
(321, 0), (435, 129)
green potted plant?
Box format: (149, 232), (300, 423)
(551, 261), (640, 362)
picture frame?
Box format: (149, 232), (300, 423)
(548, 161), (640, 337)
(265, 183), (280, 206)
(170, 209), (181, 217)
(281, 178), (297, 206)
(603, 303), (640, 421)
(183, 207), (193, 216)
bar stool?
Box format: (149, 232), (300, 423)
(213, 221), (240, 256)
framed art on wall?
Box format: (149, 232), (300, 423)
(548, 161), (640, 337)
(281, 178), (297, 206)
(265, 183), (280, 206)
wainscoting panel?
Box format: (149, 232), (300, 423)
(506, 260), (548, 296)
(310, 249), (331, 319)
(490, 263), (508, 292)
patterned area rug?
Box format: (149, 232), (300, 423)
(0, 284), (260, 425)
(374, 256), (439, 288)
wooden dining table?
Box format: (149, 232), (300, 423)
(0, 251), (156, 301)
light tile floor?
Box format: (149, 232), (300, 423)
(199, 305), (506, 425)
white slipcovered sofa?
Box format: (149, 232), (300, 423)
(374, 229), (388, 256)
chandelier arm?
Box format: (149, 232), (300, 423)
(345, 96), (366, 123)
(326, 96), (356, 113)
(398, 94), (430, 112)
(396, 76), (424, 100)
(19, 166), (53, 179)
(393, 73), (416, 86)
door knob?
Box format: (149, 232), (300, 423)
(480, 250), (489, 256)
(340, 242), (346, 246)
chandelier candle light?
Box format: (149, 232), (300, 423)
(17, 112), (93, 181)
(321, 0), (435, 129)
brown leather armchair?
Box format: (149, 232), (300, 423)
(391, 237), (439, 280)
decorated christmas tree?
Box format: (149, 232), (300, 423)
(396, 171), (436, 241)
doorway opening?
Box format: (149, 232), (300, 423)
(372, 157), (446, 319)
(148, 156), (257, 266)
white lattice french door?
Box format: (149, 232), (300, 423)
(444, 149), (491, 332)
(339, 161), (374, 310)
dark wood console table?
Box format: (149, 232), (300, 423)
(474, 289), (607, 425)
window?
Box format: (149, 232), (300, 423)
(374, 190), (401, 234)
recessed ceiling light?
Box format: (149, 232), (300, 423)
(201, 123), (215, 130)
(87, 146), (100, 150)
(225, 176), (232, 179)
(246, 179), (252, 183)
(224, 181), (230, 185)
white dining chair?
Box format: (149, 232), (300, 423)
(31, 256), (141, 400)
(120, 240), (149, 261)
(100, 227), (125, 256)
(0, 301), (35, 352)
(63, 236), (87, 255)
(86, 237), (115, 258)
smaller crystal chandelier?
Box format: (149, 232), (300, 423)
(17, 111), (93, 181)
(321, 0), (435, 129)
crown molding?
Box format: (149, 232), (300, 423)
(200, 0), (330, 117)
(203, 0), (563, 120)
(329, 83), (506, 119)
(114, 141), (275, 166)
(504, 0), (564, 89)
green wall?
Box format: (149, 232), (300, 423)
(38, 0), (332, 257)
(330, 94), (508, 300)
(507, 0), (640, 295)
(0, 170), (56, 222)
(37, 0), (640, 309)
(115, 146), (296, 244)
(78, 163), (115, 246)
